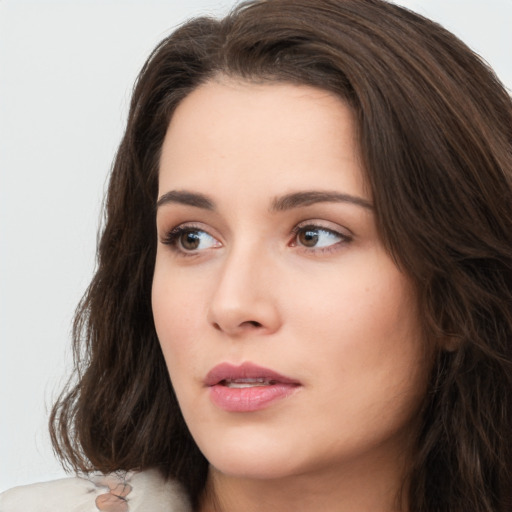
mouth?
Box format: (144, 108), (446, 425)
(205, 362), (300, 387)
(219, 377), (279, 388)
(205, 362), (301, 412)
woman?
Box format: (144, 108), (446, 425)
(2, 0), (511, 510)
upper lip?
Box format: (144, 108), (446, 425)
(204, 362), (301, 386)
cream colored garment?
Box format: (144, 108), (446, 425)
(0, 469), (191, 512)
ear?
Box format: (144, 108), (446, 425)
(439, 334), (461, 352)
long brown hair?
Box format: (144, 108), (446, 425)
(50, 1), (512, 510)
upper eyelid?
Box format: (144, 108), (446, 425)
(160, 224), (222, 255)
(292, 225), (351, 243)
(293, 220), (353, 237)
(158, 218), (225, 240)
(159, 220), (353, 246)
(160, 222), (217, 237)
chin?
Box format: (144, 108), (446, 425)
(195, 428), (308, 480)
(209, 455), (301, 481)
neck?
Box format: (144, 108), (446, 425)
(198, 451), (410, 512)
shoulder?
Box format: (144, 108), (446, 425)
(0, 469), (191, 512)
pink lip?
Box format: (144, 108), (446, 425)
(205, 362), (301, 412)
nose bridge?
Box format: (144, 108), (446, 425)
(207, 237), (280, 335)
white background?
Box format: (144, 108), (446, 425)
(1, 0), (510, 492)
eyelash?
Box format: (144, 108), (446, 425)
(290, 223), (352, 254)
(160, 223), (218, 257)
(160, 222), (352, 256)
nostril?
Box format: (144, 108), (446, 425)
(244, 320), (262, 328)
(211, 319), (263, 333)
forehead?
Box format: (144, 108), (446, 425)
(158, 79), (368, 202)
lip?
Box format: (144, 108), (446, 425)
(205, 362), (301, 412)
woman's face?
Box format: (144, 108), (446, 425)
(152, 80), (430, 481)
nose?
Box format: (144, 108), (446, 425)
(207, 244), (281, 337)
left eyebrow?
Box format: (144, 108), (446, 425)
(270, 191), (373, 212)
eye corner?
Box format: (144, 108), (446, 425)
(159, 223), (222, 255)
(290, 221), (353, 253)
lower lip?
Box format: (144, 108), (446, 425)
(209, 383), (299, 412)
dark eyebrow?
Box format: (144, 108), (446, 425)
(156, 190), (215, 210)
(270, 191), (373, 211)
(156, 189), (372, 212)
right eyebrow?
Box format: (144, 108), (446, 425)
(270, 190), (373, 212)
(156, 190), (215, 210)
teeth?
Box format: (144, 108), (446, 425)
(222, 378), (275, 388)
(226, 382), (266, 388)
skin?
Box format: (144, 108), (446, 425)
(152, 79), (431, 512)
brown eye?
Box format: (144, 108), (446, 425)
(295, 225), (347, 249)
(180, 230), (201, 250)
(298, 228), (320, 247)
(168, 227), (220, 252)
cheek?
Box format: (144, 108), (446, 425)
(290, 254), (419, 344)
(151, 262), (204, 376)
(152, 287), (207, 419)
(287, 254), (427, 404)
